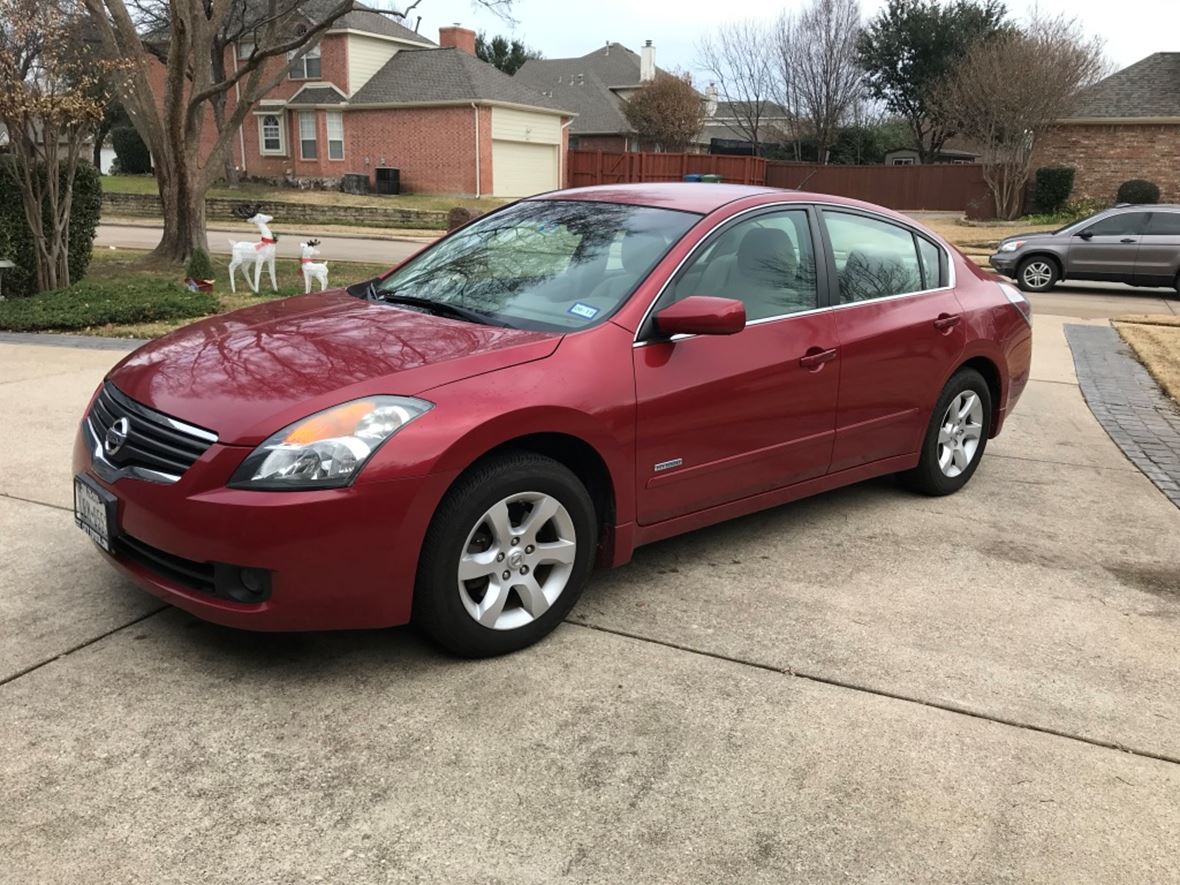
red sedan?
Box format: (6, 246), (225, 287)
(73, 184), (1032, 656)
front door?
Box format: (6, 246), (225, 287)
(633, 206), (840, 525)
(1066, 211), (1151, 281)
(817, 208), (966, 472)
(1134, 210), (1180, 287)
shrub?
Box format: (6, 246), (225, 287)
(0, 158), (103, 299)
(1116, 178), (1160, 205)
(1032, 166), (1075, 214)
(0, 277), (217, 332)
(111, 125), (152, 175)
(185, 248), (214, 281)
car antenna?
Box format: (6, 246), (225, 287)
(793, 166), (821, 191)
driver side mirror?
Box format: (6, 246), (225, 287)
(654, 295), (746, 337)
(1077, 230), (1093, 240)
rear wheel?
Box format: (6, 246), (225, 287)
(902, 368), (992, 496)
(413, 452), (597, 657)
(1016, 256), (1059, 292)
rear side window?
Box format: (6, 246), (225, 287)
(916, 236), (945, 289)
(823, 211), (923, 303)
(1146, 212), (1180, 235)
(1086, 212), (1150, 236)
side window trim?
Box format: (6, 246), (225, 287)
(814, 204), (952, 306)
(636, 203), (829, 342)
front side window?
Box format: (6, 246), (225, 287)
(326, 112), (344, 160)
(299, 112), (317, 160)
(376, 199), (699, 331)
(1085, 212), (1150, 237)
(823, 211), (923, 303)
(259, 113), (284, 155)
(665, 208), (819, 321)
(289, 44), (322, 79)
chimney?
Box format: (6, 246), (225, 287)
(705, 82), (718, 117)
(640, 40), (655, 83)
(439, 24), (476, 55)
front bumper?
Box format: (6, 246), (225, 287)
(989, 254), (1018, 278)
(73, 423), (455, 631)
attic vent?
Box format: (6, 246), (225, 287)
(295, 23), (308, 36)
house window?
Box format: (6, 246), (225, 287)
(326, 112), (344, 160)
(238, 40), (255, 60)
(299, 112), (318, 160)
(289, 43), (321, 80)
(889, 157), (916, 166)
(259, 113), (285, 156)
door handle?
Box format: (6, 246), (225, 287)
(1120, 237), (1138, 244)
(799, 346), (837, 370)
(933, 313), (961, 332)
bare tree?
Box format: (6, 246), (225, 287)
(0, 0), (112, 291)
(933, 14), (1106, 218)
(776, 0), (864, 164)
(696, 19), (776, 154)
(80, 1), (513, 262)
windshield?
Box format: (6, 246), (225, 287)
(376, 199), (700, 331)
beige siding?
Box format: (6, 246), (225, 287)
(347, 34), (398, 94)
(492, 140), (559, 197)
(491, 107), (562, 145)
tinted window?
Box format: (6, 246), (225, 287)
(666, 209), (819, 321)
(377, 200), (699, 331)
(1146, 212), (1180, 236)
(823, 211), (922, 303)
(917, 236), (944, 288)
(1085, 212), (1150, 237)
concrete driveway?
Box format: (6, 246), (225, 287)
(2, 297), (1179, 882)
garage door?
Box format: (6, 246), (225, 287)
(492, 140), (559, 198)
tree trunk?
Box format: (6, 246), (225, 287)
(153, 170), (207, 262)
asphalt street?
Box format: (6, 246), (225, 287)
(1, 290), (1178, 881)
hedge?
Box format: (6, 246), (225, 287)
(1116, 179), (1161, 205)
(1032, 166), (1074, 215)
(0, 277), (217, 331)
(0, 158), (103, 299)
(111, 125), (152, 175)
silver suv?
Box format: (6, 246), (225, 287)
(990, 204), (1180, 293)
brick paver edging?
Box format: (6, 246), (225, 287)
(1065, 323), (1180, 507)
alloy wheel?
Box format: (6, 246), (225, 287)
(937, 391), (985, 477)
(456, 492), (577, 631)
(1022, 261), (1054, 289)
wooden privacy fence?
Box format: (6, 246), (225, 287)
(565, 150), (994, 215)
(567, 150), (767, 188)
(765, 161), (993, 214)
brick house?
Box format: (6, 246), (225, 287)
(1036, 53), (1180, 202)
(151, 5), (573, 197)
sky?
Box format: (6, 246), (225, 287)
(410, 0), (1180, 80)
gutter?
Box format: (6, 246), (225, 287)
(472, 103), (481, 198)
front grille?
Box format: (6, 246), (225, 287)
(114, 533), (216, 595)
(88, 383), (216, 481)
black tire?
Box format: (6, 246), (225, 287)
(413, 451), (597, 657)
(1016, 256), (1059, 292)
(901, 368), (993, 496)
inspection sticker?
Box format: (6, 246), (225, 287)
(568, 303), (600, 320)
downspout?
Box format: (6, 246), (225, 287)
(232, 49), (247, 176)
(471, 102), (481, 198)
(559, 118), (573, 189)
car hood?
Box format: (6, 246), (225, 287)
(997, 231), (1060, 249)
(107, 291), (560, 445)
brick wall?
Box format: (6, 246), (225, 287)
(102, 192), (448, 229)
(1036, 123), (1180, 202)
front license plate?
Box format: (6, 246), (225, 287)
(74, 475), (116, 552)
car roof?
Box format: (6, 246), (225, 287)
(530, 182), (859, 215)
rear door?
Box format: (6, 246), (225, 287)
(1066, 211), (1150, 281)
(1135, 210), (1180, 287)
(817, 207), (965, 473)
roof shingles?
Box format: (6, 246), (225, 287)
(1065, 53), (1180, 119)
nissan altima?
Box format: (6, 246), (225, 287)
(74, 184), (1032, 656)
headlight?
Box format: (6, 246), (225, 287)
(998, 240), (1024, 253)
(229, 396), (432, 490)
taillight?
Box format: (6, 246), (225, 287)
(998, 282), (1032, 326)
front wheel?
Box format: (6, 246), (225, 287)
(902, 368), (992, 496)
(1016, 256), (1059, 292)
(413, 452), (597, 657)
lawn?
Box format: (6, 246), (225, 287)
(102, 174), (509, 214)
(1114, 316), (1180, 404)
(0, 248), (394, 339)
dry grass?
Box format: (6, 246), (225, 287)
(1114, 321), (1180, 403)
(917, 216), (1060, 254)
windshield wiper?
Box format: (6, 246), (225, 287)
(375, 290), (510, 328)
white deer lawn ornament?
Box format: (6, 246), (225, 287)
(227, 203), (278, 294)
(298, 239), (330, 293)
